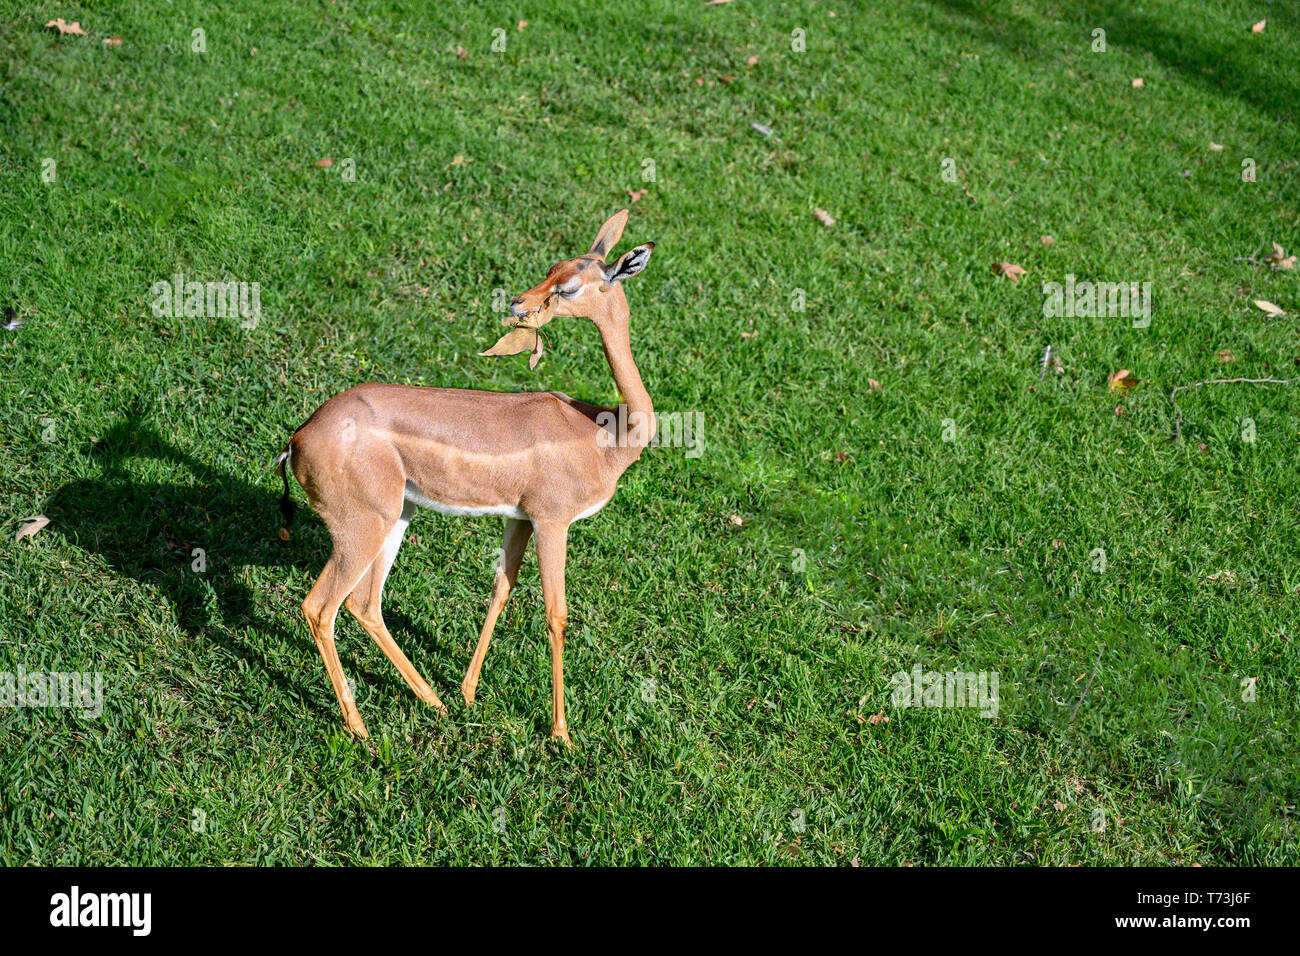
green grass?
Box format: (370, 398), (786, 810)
(1, 0), (1298, 864)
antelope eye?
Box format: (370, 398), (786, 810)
(557, 280), (583, 298)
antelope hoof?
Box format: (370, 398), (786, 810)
(460, 683), (476, 707)
(348, 719), (370, 739)
(551, 727), (572, 746)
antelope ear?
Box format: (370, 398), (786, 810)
(589, 209), (629, 259)
(479, 326), (544, 368)
(601, 242), (654, 285)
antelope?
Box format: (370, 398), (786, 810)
(273, 210), (655, 744)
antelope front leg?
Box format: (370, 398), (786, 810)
(462, 518), (533, 705)
(534, 521), (571, 744)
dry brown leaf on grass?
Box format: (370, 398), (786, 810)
(517, 20), (528, 30)
(1053, 801), (1067, 812)
(454, 45), (467, 58)
(315, 157), (333, 167)
(728, 514), (744, 526)
(15, 515), (50, 542)
(1040, 235), (1055, 245)
(1252, 19), (1266, 33)
(867, 710), (889, 725)
(813, 208), (836, 226)
(705, 0), (734, 5)
(1218, 349), (1234, 362)
(627, 188), (647, 203)
(991, 261), (1026, 282)
(1265, 242), (1296, 271)
(746, 55), (760, 66)
(1208, 141), (1224, 152)
(1254, 299), (1286, 316)
(103, 36), (122, 47)
(1131, 77), (1144, 88)
(45, 18), (86, 35)
(867, 378), (881, 392)
(1108, 369), (1140, 392)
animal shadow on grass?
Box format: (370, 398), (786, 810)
(45, 411), (451, 725)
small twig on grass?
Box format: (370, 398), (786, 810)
(1170, 376), (1300, 440)
(1070, 644), (1105, 722)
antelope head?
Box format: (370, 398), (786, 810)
(481, 209), (654, 368)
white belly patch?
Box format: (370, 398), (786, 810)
(403, 481), (528, 520)
(572, 497), (612, 522)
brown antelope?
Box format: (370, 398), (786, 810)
(274, 210), (654, 743)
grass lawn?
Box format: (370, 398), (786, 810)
(1, 0), (1298, 865)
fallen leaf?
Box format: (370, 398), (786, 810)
(1108, 369), (1140, 392)
(720, 73), (735, 84)
(1265, 242), (1296, 271)
(746, 55), (760, 66)
(480, 325), (541, 362)
(867, 709), (889, 725)
(1053, 801), (1067, 812)
(740, 330), (755, 339)
(991, 261), (1026, 282)
(315, 157), (334, 167)
(1254, 299), (1286, 317)
(1217, 349), (1234, 362)
(1207, 569), (1238, 586)
(1252, 19), (1266, 33)
(813, 208), (836, 226)
(1051, 539), (1064, 550)
(749, 122), (773, 137)
(705, 0), (734, 5)
(1208, 141), (1224, 152)
(867, 378), (881, 392)
(45, 18), (86, 35)
(15, 515), (50, 542)
(103, 36), (122, 47)
(1131, 77), (1144, 88)
(517, 20), (528, 30)
(1040, 235), (1055, 245)
(728, 514), (744, 526)
(455, 45), (467, 58)
(448, 154), (466, 167)
(627, 188), (647, 203)
(834, 451), (850, 463)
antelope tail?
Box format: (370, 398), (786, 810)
(273, 445), (295, 541)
